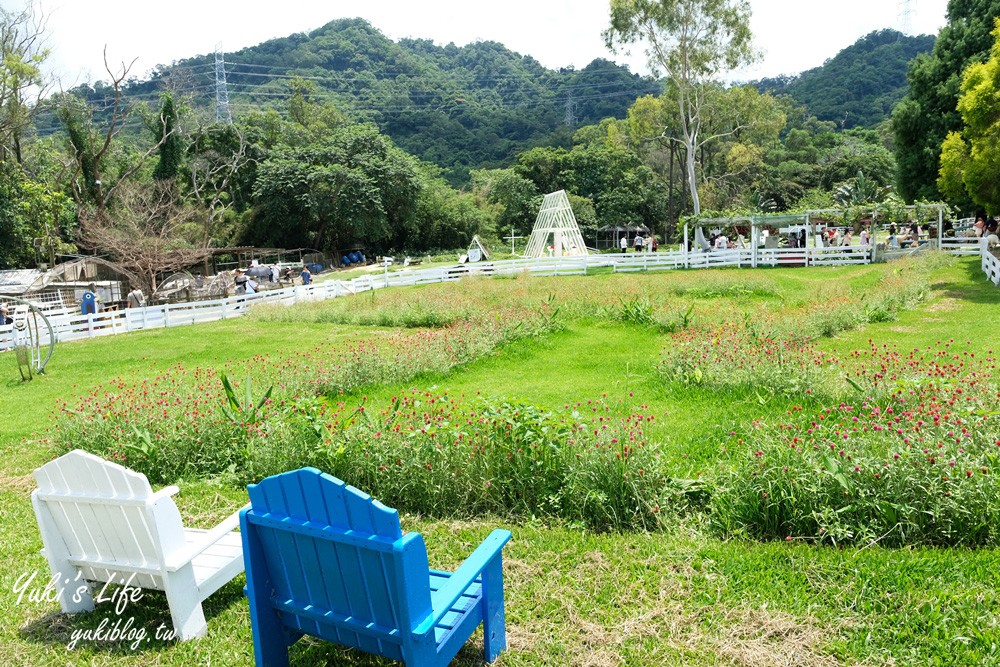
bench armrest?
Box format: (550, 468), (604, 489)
(148, 485), (180, 502)
(420, 529), (511, 632)
(164, 503), (250, 571)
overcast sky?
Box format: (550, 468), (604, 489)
(36, 0), (950, 87)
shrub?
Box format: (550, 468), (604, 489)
(712, 340), (1000, 546)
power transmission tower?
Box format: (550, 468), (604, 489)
(215, 44), (232, 124)
(897, 0), (914, 35)
(564, 93), (576, 128)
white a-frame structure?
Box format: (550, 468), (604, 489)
(523, 190), (589, 258)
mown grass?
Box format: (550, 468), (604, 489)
(1, 256), (998, 665)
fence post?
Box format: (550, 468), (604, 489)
(163, 303), (170, 329)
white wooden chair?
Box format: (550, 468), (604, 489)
(30, 449), (247, 640)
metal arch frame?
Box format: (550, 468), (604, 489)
(45, 255), (143, 289)
(3, 295), (55, 376)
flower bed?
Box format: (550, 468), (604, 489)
(713, 340), (1000, 546)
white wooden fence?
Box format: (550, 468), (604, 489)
(940, 237), (986, 256)
(1, 243), (996, 353)
(983, 247), (1000, 286)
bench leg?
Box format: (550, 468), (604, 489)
(243, 520), (290, 667)
(481, 555), (507, 663)
(163, 565), (207, 640)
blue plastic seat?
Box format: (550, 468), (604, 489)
(241, 468), (512, 666)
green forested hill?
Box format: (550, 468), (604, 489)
(754, 29), (935, 129)
(63, 18), (660, 184)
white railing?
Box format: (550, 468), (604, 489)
(983, 247), (1000, 286)
(940, 237), (986, 256)
(609, 251), (687, 272)
(4, 244), (994, 353)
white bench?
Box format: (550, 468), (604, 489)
(31, 450), (247, 640)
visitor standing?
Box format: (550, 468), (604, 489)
(634, 233), (644, 252)
(234, 269), (248, 295)
(300, 266), (312, 285)
(619, 235), (627, 253)
(126, 286), (145, 308)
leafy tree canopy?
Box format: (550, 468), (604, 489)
(937, 18), (1000, 214)
(892, 0), (1000, 202)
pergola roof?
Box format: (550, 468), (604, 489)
(687, 204), (950, 229)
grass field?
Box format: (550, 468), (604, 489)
(1, 255), (998, 666)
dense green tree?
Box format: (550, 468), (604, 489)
(937, 19), (1000, 213)
(817, 129), (895, 190)
(472, 168), (540, 237)
(892, 0), (1000, 202)
(510, 141), (667, 234)
(246, 124), (420, 255)
(410, 172), (495, 251)
(152, 93), (182, 181)
(0, 160), (74, 268)
(605, 0), (757, 215)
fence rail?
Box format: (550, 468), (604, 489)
(1, 244), (994, 353)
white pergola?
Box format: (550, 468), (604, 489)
(682, 204), (949, 267)
(523, 190), (589, 259)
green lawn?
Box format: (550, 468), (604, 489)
(2, 256), (998, 666)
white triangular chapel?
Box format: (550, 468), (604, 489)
(523, 190), (589, 258)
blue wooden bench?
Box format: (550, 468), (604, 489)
(240, 468), (512, 666)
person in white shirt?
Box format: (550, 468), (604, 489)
(619, 235), (628, 253)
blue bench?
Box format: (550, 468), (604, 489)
(240, 468), (512, 666)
